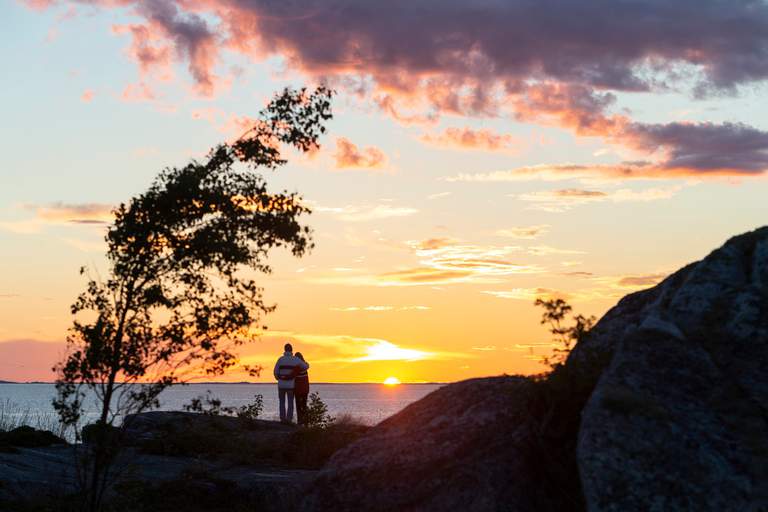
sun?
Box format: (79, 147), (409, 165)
(383, 376), (401, 386)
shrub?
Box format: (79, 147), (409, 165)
(235, 394), (263, 421)
(183, 391), (227, 416)
(304, 392), (334, 428)
(183, 393), (263, 421)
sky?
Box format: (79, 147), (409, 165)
(1, 0), (768, 383)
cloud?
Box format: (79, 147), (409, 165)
(406, 239), (544, 279)
(315, 204), (418, 222)
(376, 268), (474, 286)
(118, 0), (219, 95)
(526, 246), (586, 256)
(30, 202), (114, 225)
(562, 271), (594, 277)
(625, 121), (768, 174)
(411, 237), (459, 250)
(28, 0), (768, 175)
(81, 89), (95, 103)
(420, 127), (519, 152)
(483, 288), (564, 301)
(609, 273), (669, 288)
(511, 82), (768, 176)
(427, 192), (452, 200)
(333, 137), (387, 169)
(314, 236), (545, 287)
(547, 189), (607, 198)
(495, 225), (550, 239)
(483, 271), (668, 304)
(121, 82), (157, 102)
(329, 305), (431, 312)
(263, 331), (463, 363)
(516, 186), (681, 212)
(182, 0), (768, 96)
(442, 163), (641, 183)
(350, 340), (430, 362)
(0, 202), (115, 234)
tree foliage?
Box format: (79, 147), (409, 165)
(52, 86), (333, 510)
(535, 298), (596, 370)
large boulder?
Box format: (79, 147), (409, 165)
(304, 376), (542, 512)
(0, 426), (66, 452)
(577, 227), (768, 511)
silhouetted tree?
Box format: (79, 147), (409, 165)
(535, 298), (595, 370)
(53, 86), (333, 511)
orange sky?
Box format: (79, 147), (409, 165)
(2, 1), (768, 383)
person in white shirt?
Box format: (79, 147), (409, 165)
(273, 343), (309, 424)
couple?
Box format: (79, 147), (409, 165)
(273, 343), (311, 425)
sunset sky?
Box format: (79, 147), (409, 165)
(2, 0), (768, 383)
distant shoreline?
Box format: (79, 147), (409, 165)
(0, 381), (447, 385)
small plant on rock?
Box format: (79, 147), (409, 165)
(535, 298), (596, 370)
(235, 394), (264, 421)
(183, 391), (227, 416)
(305, 392), (334, 428)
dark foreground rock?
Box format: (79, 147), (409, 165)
(576, 227), (768, 511)
(303, 226), (768, 512)
(0, 413), (328, 511)
(305, 377), (541, 512)
(0, 426), (66, 452)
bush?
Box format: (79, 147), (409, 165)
(183, 392), (263, 420)
(235, 395), (263, 421)
(305, 392), (334, 428)
(183, 391), (227, 416)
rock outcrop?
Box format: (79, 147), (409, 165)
(0, 413), (318, 509)
(577, 227), (768, 511)
(303, 226), (768, 511)
(304, 377), (542, 511)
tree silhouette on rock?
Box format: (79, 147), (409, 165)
(52, 86), (333, 511)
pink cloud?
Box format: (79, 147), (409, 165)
(121, 82), (156, 102)
(80, 88), (95, 103)
(334, 138), (387, 170)
(421, 127), (520, 152)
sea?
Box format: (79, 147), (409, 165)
(0, 383), (443, 428)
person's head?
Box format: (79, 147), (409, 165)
(284, 342), (293, 354)
(295, 352), (304, 361)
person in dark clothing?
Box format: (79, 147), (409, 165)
(294, 352), (310, 426)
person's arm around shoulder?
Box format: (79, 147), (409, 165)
(299, 359), (309, 370)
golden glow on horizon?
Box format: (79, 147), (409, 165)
(383, 376), (401, 386)
(353, 340), (430, 362)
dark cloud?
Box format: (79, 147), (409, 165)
(626, 121), (768, 173)
(222, 0), (768, 92)
(31, 0), (768, 175)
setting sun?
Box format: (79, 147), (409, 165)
(383, 377), (401, 386)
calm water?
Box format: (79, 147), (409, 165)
(0, 383), (442, 427)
